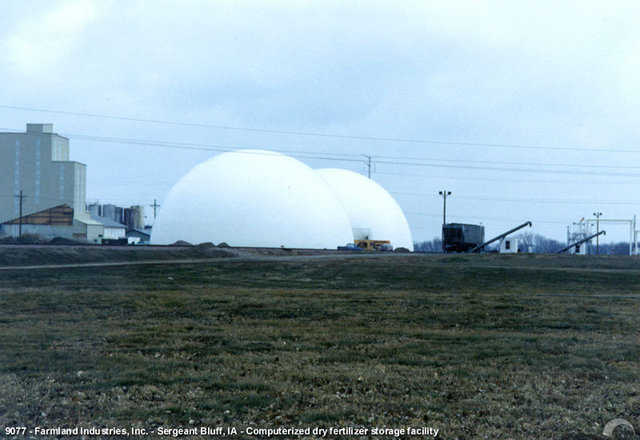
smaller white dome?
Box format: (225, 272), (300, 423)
(316, 168), (414, 251)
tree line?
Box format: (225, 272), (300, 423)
(414, 232), (632, 255)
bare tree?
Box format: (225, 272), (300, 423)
(414, 238), (443, 253)
(514, 233), (563, 253)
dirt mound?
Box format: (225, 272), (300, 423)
(49, 237), (83, 245)
(0, 244), (237, 266)
(171, 240), (193, 246)
(0, 235), (47, 245)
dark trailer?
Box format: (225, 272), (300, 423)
(443, 223), (485, 253)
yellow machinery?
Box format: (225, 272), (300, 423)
(354, 239), (391, 251)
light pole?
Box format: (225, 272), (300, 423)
(439, 190), (451, 252)
(439, 190), (451, 226)
(593, 211), (603, 255)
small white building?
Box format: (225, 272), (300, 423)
(91, 215), (126, 240)
(500, 238), (519, 254)
(567, 221), (590, 255)
(126, 228), (151, 245)
(571, 242), (588, 255)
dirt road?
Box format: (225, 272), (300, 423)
(0, 252), (411, 271)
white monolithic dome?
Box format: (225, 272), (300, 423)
(316, 168), (414, 251)
(152, 150), (354, 248)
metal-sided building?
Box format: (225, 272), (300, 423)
(90, 214), (127, 240)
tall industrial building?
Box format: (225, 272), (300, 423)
(0, 123), (103, 241)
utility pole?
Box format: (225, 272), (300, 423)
(593, 211), (603, 255)
(363, 155), (372, 178)
(15, 191), (25, 240)
(439, 190), (451, 253)
(150, 199), (160, 220)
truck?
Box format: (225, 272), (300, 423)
(354, 239), (392, 251)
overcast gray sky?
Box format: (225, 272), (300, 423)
(2, 0), (639, 243)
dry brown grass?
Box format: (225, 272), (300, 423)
(0, 253), (639, 439)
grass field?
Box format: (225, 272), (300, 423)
(0, 253), (639, 439)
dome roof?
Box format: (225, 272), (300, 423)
(316, 168), (414, 251)
(152, 150), (354, 248)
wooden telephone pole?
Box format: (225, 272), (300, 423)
(363, 155), (372, 178)
(150, 199), (160, 220)
(15, 191), (25, 240)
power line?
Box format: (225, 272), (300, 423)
(0, 192), (152, 209)
(5, 125), (640, 178)
(4, 188), (634, 212)
(3, 104), (640, 154)
(406, 211), (567, 225)
(375, 159), (640, 178)
(0, 127), (368, 165)
(374, 154), (640, 170)
(5, 124), (640, 176)
(374, 170), (640, 185)
(392, 191), (640, 206)
(60, 132), (640, 174)
(67, 132), (364, 159)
